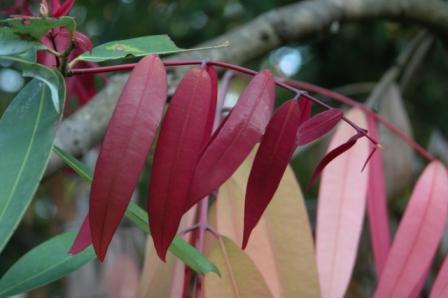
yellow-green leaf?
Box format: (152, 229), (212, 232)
(74, 35), (228, 63)
(210, 149), (320, 297)
(204, 237), (273, 298)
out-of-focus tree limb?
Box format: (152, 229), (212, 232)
(45, 0), (448, 176)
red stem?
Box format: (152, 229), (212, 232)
(285, 80), (435, 161)
(49, 30), (60, 68)
(68, 60), (372, 142)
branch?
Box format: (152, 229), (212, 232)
(45, 0), (448, 176)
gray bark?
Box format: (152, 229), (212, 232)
(46, 0), (448, 176)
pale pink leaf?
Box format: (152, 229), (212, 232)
(316, 108), (370, 298)
(374, 161), (448, 298)
(430, 252), (448, 298)
(366, 114), (391, 275)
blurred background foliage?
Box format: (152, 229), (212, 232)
(1, 0), (448, 296)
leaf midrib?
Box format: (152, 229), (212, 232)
(0, 254), (75, 296)
(0, 88), (45, 250)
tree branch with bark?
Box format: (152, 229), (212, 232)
(46, 0), (448, 175)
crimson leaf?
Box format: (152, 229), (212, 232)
(242, 98), (311, 248)
(296, 109), (343, 146)
(187, 70), (275, 211)
(147, 66), (213, 260)
(306, 132), (362, 190)
(69, 214), (91, 255)
(89, 54), (167, 261)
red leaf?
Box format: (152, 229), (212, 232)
(51, 0), (61, 14)
(203, 65), (218, 146)
(296, 108), (343, 146)
(366, 114), (391, 275)
(187, 70), (275, 211)
(316, 109), (370, 298)
(430, 252), (448, 298)
(89, 55), (167, 261)
(69, 213), (92, 255)
(53, 0), (74, 17)
(147, 66), (213, 260)
(306, 132), (361, 190)
(242, 98), (310, 248)
(374, 161), (448, 298)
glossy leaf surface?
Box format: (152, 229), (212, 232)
(148, 66), (213, 260)
(242, 99), (310, 248)
(188, 70), (275, 209)
(316, 109), (369, 298)
(0, 232), (94, 297)
(374, 161), (448, 298)
(89, 54), (167, 261)
(0, 80), (61, 253)
(0, 30), (43, 57)
(0, 56), (65, 112)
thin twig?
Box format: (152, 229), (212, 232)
(68, 59), (374, 144)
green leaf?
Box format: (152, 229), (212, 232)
(125, 202), (220, 276)
(74, 34), (228, 63)
(0, 17), (76, 56)
(52, 146), (220, 276)
(0, 56), (64, 112)
(0, 232), (94, 297)
(52, 146), (92, 182)
(15, 48), (37, 62)
(0, 30), (43, 56)
(0, 80), (63, 254)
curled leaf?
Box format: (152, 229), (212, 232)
(148, 66), (213, 260)
(242, 98), (310, 248)
(89, 54), (167, 261)
(374, 161), (448, 298)
(296, 109), (343, 146)
(316, 109), (370, 298)
(306, 132), (362, 190)
(187, 70), (275, 210)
